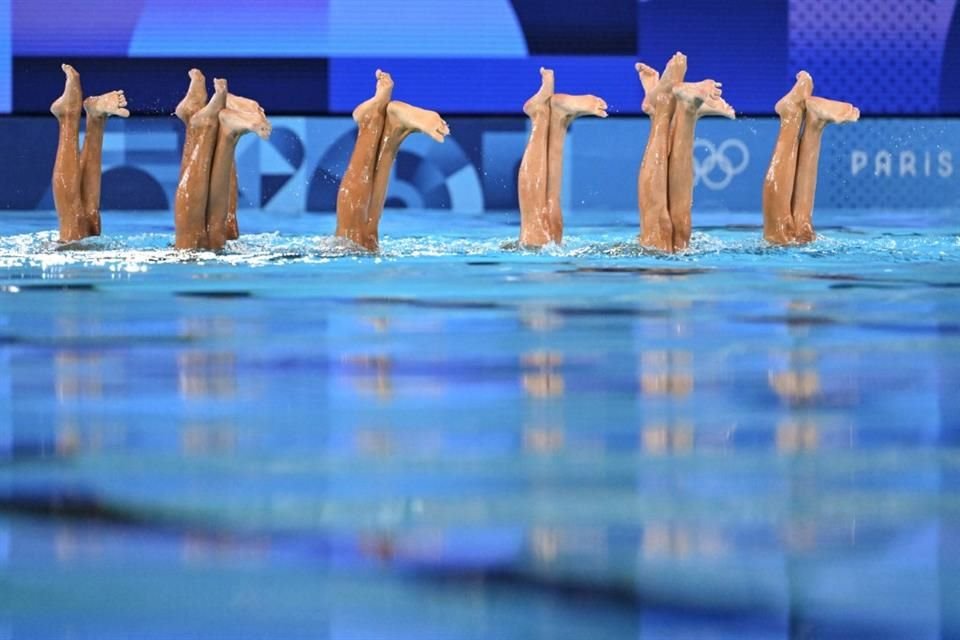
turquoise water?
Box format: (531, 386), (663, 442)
(1, 209), (959, 639)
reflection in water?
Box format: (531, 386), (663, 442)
(177, 317), (241, 457)
(520, 306), (564, 333)
(642, 522), (730, 561)
(640, 350), (693, 397)
(641, 421), (695, 456)
(178, 352), (238, 399)
(54, 350), (122, 457)
(347, 354), (395, 400)
(521, 351), (565, 400)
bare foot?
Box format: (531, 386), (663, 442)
(84, 90), (129, 119)
(523, 67), (555, 117)
(698, 95), (736, 119)
(673, 79), (722, 111)
(775, 70), (813, 118)
(175, 68), (207, 124)
(644, 52), (688, 113)
(352, 69), (394, 124)
(550, 93), (608, 121)
(219, 107), (272, 140)
(226, 93), (263, 114)
(50, 64), (82, 118)
(386, 101), (449, 142)
(635, 62), (660, 115)
(661, 52), (688, 86)
(805, 96), (860, 124)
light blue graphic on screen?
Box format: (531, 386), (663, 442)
(0, 0), (9, 113)
(127, 0), (526, 57)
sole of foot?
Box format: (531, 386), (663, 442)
(699, 95), (736, 119)
(673, 79), (722, 110)
(387, 101), (450, 142)
(550, 94), (608, 119)
(805, 96), (860, 124)
(635, 62), (660, 115)
(84, 90), (130, 118)
(219, 107), (271, 140)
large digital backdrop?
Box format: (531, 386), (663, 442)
(3, 0), (960, 115)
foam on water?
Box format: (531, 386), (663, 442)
(1, 225), (958, 271)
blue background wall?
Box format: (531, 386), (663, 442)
(1, 116), (957, 214)
(2, 0), (960, 115)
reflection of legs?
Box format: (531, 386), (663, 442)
(637, 54), (685, 251)
(207, 99), (271, 250)
(174, 78), (227, 250)
(762, 71), (812, 245)
(544, 93), (607, 245)
(518, 67), (554, 247)
(336, 70), (394, 249)
(79, 90), (129, 238)
(364, 101), (449, 251)
(791, 97), (860, 243)
(50, 64), (84, 242)
(667, 80), (723, 251)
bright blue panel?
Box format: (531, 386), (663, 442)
(0, 0), (9, 113)
(330, 57), (644, 115)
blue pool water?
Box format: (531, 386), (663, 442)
(1, 209), (959, 639)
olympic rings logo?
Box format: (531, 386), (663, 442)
(693, 138), (750, 190)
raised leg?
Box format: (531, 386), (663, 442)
(79, 90), (129, 238)
(518, 67), (554, 247)
(544, 93), (608, 245)
(762, 71), (812, 245)
(335, 70), (394, 249)
(363, 101), (449, 251)
(667, 80), (728, 252)
(637, 53), (686, 251)
(226, 166), (239, 240)
(175, 68), (207, 126)
(206, 104), (271, 250)
(50, 64), (85, 243)
(791, 96), (860, 243)
(174, 78), (227, 250)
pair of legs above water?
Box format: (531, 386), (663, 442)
(173, 69), (272, 251)
(636, 52), (735, 253)
(50, 64), (129, 243)
(335, 70), (450, 252)
(762, 71), (859, 245)
(517, 68), (608, 248)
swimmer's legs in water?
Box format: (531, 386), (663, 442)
(667, 79), (731, 252)
(791, 96), (860, 243)
(174, 77), (227, 250)
(79, 89), (129, 238)
(544, 92), (607, 246)
(637, 53), (685, 252)
(50, 64), (128, 243)
(518, 67), (554, 247)
(362, 101), (449, 252)
(762, 71), (812, 245)
(50, 64), (84, 242)
(336, 70), (394, 250)
(206, 96), (271, 251)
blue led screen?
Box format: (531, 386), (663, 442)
(5, 0), (960, 115)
